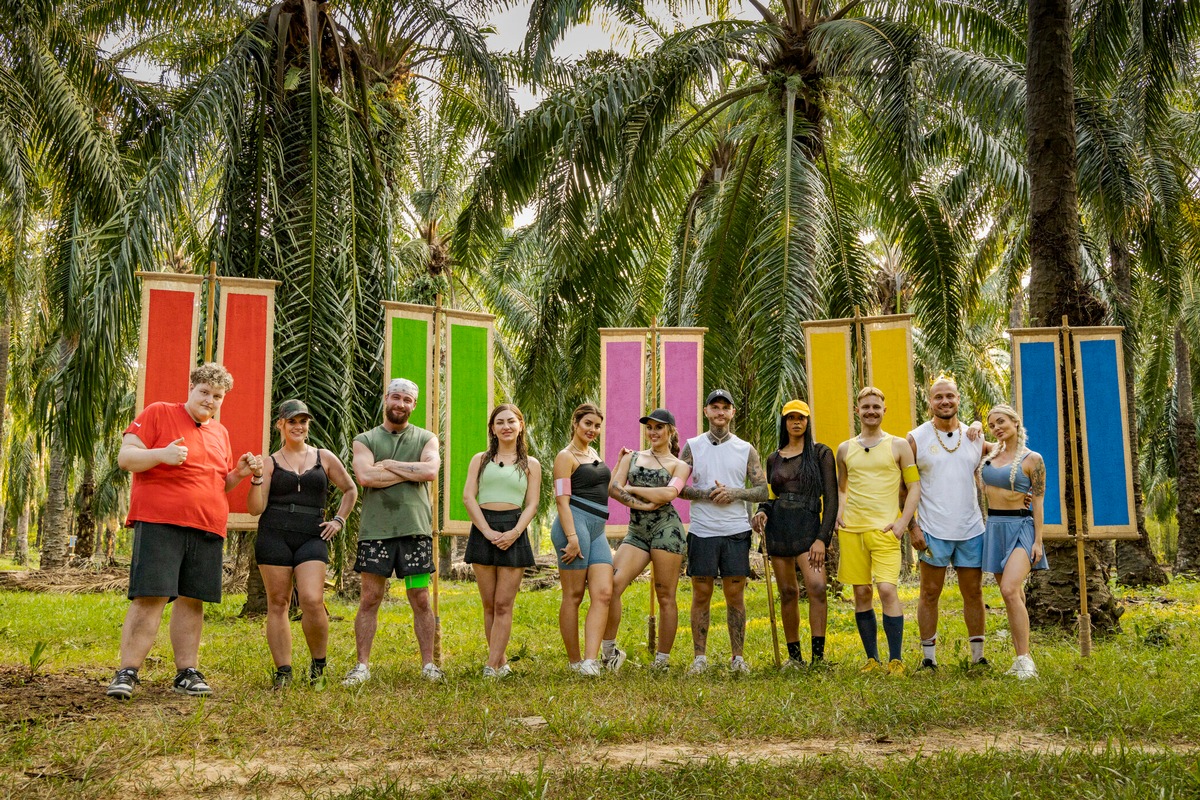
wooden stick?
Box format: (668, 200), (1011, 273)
(431, 294), (443, 665)
(646, 320), (659, 654)
(204, 260), (217, 362)
(762, 542), (781, 667)
(1061, 315), (1092, 657)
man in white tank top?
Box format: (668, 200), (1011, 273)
(907, 375), (989, 671)
(678, 390), (768, 675)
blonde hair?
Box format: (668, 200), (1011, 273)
(985, 404), (1027, 490)
(857, 386), (885, 403)
(190, 362), (233, 391)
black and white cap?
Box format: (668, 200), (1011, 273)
(705, 389), (735, 406)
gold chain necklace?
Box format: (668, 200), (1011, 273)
(933, 423), (963, 454)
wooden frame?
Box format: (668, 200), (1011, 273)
(801, 319), (855, 450)
(599, 329), (648, 537)
(863, 314), (916, 437)
(1010, 329), (1069, 539)
(441, 309), (495, 535)
(134, 272), (204, 413)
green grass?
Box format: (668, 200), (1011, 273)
(2, 576), (1200, 798)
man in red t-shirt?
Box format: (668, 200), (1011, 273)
(106, 363), (261, 700)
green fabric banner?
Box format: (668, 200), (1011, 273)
(388, 315), (430, 429)
(447, 321), (491, 528)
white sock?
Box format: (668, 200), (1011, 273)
(920, 637), (937, 663)
(970, 636), (985, 662)
(601, 639), (616, 659)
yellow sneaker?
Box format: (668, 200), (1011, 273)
(887, 659), (907, 677)
(859, 658), (882, 674)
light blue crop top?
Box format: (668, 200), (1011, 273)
(981, 452), (1032, 493)
(477, 461), (528, 506)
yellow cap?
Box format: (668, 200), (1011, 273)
(781, 399), (811, 417)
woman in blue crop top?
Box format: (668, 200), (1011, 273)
(981, 404), (1048, 680)
(463, 404), (541, 678)
(248, 399), (358, 689)
(550, 403), (614, 677)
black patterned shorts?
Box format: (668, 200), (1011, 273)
(353, 536), (433, 579)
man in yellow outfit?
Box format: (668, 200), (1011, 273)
(836, 387), (921, 675)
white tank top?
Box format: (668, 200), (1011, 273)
(687, 433), (753, 538)
(909, 421), (985, 541)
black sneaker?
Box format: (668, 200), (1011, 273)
(106, 668), (140, 700)
(273, 667), (293, 690)
(971, 657), (991, 669)
(308, 661), (327, 686)
(917, 658), (938, 672)
(172, 668), (212, 696)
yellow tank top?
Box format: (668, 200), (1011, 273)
(841, 433), (902, 533)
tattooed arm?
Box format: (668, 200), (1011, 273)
(608, 451), (657, 511)
(710, 446), (769, 504)
(677, 442), (713, 501)
(1026, 451), (1046, 563)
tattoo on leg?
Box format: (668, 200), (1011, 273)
(693, 609), (709, 655)
(728, 605), (746, 654)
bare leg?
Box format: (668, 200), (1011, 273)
(583, 564), (613, 660)
(957, 567), (985, 639)
(603, 544), (651, 640)
(558, 568), (587, 662)
(690, 577), (715, 657)
(771, 556), (802, 643)
(649, 550), (683, 655)
(797, 555), (828, 637)
(853, 584), (875, 613)
(260, 564), (296, 668)
(997, 552), (1034, 656)
(354, 573), (388, 665)
(485, 567), (524, 668)
(722, 577), (747, 658)
(408, 585), (436, 666)
(294, 561), (329, 660)
(877, 581), (902, 617)
(117, 596), (169, 670)
(474, 564), (498, 649)
(917, 562), (945, 643)
(168, 597), (205, 670)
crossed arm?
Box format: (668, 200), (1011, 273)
(352, 436), (440, 488)
(676, 442), (769, 504)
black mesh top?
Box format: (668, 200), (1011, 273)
(759, 444), (838, 543)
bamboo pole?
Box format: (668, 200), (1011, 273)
(431, 294), (443, 665)
(1061, 315), (1092, 657)
(204, 260), (217, 361)
(646, 320), (658, 655)
(763, 544), (781, 667)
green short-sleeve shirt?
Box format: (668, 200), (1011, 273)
(354, 424), (435, 541)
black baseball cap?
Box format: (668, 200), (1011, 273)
(639, 408), (676, 426)
(705, 389), (735, 406)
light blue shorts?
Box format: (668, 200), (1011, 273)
(918, 531), (984, 569)
(551, 501), (613, 571)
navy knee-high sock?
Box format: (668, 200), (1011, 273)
(854, 610), (879, 661)
(882, 614), (904, 662)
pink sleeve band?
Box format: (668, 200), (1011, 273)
(668, 477), (685, 491)
(554, 478), (572, 497)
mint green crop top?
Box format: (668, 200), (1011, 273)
(477, 461), (529, 506)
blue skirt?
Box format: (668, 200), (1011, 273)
(982, 513), (1049, 574)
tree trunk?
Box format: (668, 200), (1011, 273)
(38, 442), (72, 571)
(14, 507), (29, 566)
(241, 532), (268, 616)
(1174, 326), (1200, 574)
(1108, 239), (1167, 586)
(1023, 0), (1120, 633)
(73, 464), (97, 561)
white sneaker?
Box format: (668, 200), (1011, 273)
(342, 663), (371, 686)
(603, 646), (627, 673)
(650, 656), (670, 673)
(687, 655), (708, 675)
(482, 665), (497, 678)
(730, 656), (751, 675)
(421, 662), (445, 683)
(569, 661), (583, 673)
(578, 659), (602, 677)
(496, 664), (512, 678)
(1008, 654), (1038, 680)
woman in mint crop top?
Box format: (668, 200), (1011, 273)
(980, 404), (1048, 680)
(462, 404), (542, 678)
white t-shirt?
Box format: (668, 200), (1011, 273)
(910, 420), (985, 541)
(687, 433), (753, 538)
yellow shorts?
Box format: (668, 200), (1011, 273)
(837, 529), (902, 586)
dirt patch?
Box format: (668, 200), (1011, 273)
(99, 730), (1190, 800)
(0, 667), (197, 730)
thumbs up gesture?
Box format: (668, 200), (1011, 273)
(163, 437), (188, 466)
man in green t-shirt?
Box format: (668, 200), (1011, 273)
(343, 378), (442, 685)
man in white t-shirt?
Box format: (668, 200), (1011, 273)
(907, 375), (989, 670)
(679, 390), (768, 675)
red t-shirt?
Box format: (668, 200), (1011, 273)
(124, 402), (234, 537)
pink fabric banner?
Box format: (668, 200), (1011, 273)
(600, 335), (646, 531)
(661, 336), (704, 525)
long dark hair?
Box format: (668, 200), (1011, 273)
(480, 403), (530, 476)
(776, 412), (821, 486)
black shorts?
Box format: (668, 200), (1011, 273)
(464, 508), (535, 568)
(255, 526), (329, 568)
(128, 521), (225, 603)
(687, 530), (752, 578)
(765, 499), (823, 558)
(353, 536), (433, 578)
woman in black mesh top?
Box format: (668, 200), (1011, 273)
(751, 400), (838, 668)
